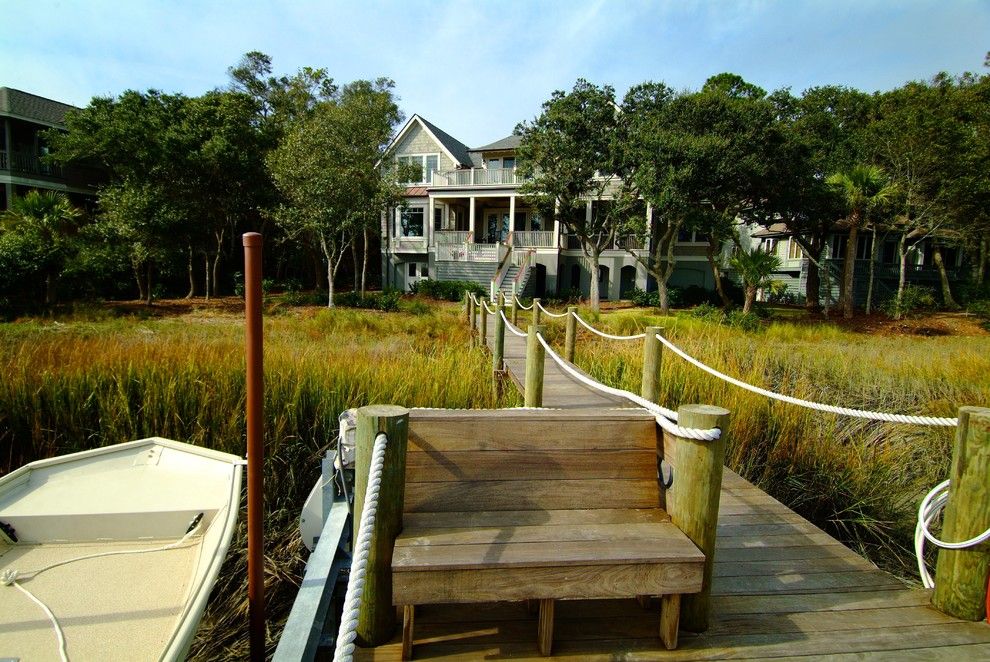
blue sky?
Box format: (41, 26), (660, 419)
(4, 1), (988, 146)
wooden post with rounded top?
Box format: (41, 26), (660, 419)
(354, 404), (410, 646)
(564, 306), (578, 363)
(932, 406), (990, 621)
(664, 404), (730, 634)
(524, 324), (546, 407)
(511, 294), (519, 326)
(242, 232), (266, 662)
(494, 303), (506, 373)
(479, 297), (488, 347)
(463, 291), (471, 324)
(641, 326), (663, 403)
(533, 297), (542, 326)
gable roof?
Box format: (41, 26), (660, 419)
(384, 114), (473, 168)
(470, 134), (522, 152)
(0, 87), (77, 127)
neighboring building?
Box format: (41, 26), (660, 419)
(381, 114), (718, 298)
(0, 87), (101, 211)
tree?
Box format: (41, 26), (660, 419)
(730, 247), (782, 313)
(517, 79), (622, 312)
(268, 79), (404, 307)
(0, 191), (81, 305)
(826, 164), (896, 318)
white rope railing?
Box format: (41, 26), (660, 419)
(536, 301), (570, 319)
(500, 309), (527, 337)
(915, 479), (990, 589)
(653, 333), (958, 427)
(333, 432), (388, 662)
(534, 332), (721, 441)
(571, 311), (646, 341)
(481, 299), (497, 315)
(513, 295), (534, 310)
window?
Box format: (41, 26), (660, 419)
(502, 157), (516, 170)
(787, 239), (804, 260)
(397, 154), (439, 184)
(530, 212), (542, 231)
(486, 158), (500, 169)
(408, 262), (417, 277)
(514, 211), (526, 232)
(401, 207), (424, 237)
(855, 235), (871, 260)
(677, 229), (704, 243)
(434, 207), (442, 231)
(761, 238), (778, 254)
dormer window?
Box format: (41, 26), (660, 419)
(485, 156), (516, 170)
(397, 154), (439, 184)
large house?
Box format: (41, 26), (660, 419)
(0, 87), (100, 211)
(380, 115), (721, 299)
(382, 114), (971, 307)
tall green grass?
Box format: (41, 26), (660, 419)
(0, 303), (518, 660)
(539, 305), (989, 579)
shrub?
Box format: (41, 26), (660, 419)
(402, 299), (434, 316)
(627, 286), (682, 308)
(335, 289), (401, 312)
(690, 302), (726, 324)
(884, 285), (937, 319)
(410, 278), (485, 301)
(282, 290), (324, 306)
(726, 309), (763, 332)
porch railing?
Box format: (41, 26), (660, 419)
(512, 231), (555, 248)
(434, 230), (471, 245)
(0, 150), (63, 178)
(431, 167), (523, 187)
(436, 243), (501, 262)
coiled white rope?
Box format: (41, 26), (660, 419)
(915, 479), (990, 588)
(653, 334), (958, 427)
(513, 296), (534, 310)
(534, 332), (721, 441)
(571, 312), (646, 341)
(536, 301), (570, 319)
(333, 432), (388, 662)
(1, 513), (210, 662)
(499, 310), (528, 337)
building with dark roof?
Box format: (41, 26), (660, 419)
(0, 87), (101, 211)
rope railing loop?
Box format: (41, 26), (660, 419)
(653, 333), (958, 427)
(533, 331), (721, 441)
(514, 295), (534, 311)
(499, 309), (527, 337)
(535, 300), (571, 319)
(481, 299), (497, 315)
(333, 432), (389, 662)
(571, 311), (646, 341)
(915, 479), (990, 589)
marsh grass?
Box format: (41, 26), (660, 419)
(0, 302), (517, 659)
(535, 305), (989, 579)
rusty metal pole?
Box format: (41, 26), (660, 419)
(243, 232), (266, 661)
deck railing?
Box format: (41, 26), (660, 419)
(434, 230), (471, 245)
(0, 150), (63, 177)
(431, 167), (524, 187)
(512, 231), (555, 248)
(436, 242), (501, 262)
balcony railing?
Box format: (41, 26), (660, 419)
(434, 230), (471, 245)
(436, 243), (501, 262)
(0, 150), (63, 178)
(431, 167), (524, 187)
(565, 234), (644, 251)
(512, 231), (555, 248)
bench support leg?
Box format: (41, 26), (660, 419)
(659, 594), (680, 650)
(637, 595), (652, 609)
(537, 598), (555, 656)
(401, 605), (415, 660)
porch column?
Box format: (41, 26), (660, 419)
(553, 199), (561, 249)
(469, 196), (476, 242)
(427, 196), (435, 247)
(508, 195), (516, 244)
(585, 200), (593, 226)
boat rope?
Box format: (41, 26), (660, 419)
(535, 301), (570, 319)
(653, 333), (958, 427)
(534, 332), (721, 441)
(571, 312), (646, 340)
(1, 512), (210, 662)
(915, 479), (990, 589)
(513, 296), (534, 310)
(333, 432), (388, 662)
(499, 310), (528, 337)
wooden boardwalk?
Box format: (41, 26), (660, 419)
(355, 308), (990, 660)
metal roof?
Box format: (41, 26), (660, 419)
(0, 87), (77, 127)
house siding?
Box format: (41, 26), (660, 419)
(393, 123), (456, 174)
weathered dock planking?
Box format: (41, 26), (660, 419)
(351, 305), (990, 659)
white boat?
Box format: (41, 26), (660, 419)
(0, 437), (242, 661)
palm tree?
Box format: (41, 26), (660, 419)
(1, 191), (81, 305)
(826, 165), (895, 319)
(730, 247), (782, 313)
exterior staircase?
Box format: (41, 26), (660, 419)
(498, 262), (533, 298)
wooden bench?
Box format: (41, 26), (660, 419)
(391, 408), (705, 658)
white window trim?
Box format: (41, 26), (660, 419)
(397, 152), (441, 185)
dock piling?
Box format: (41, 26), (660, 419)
(533, 297), (542, 326)
(564, 306), (577, 363)
(641, 327), (663, 403)
(524, 324), (546, 407)
(933, 406), (990, 621)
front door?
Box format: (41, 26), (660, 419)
(486, 212), (510, 243)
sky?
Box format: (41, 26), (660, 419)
(3, 1), (988, 147)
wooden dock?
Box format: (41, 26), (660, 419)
(351, 306), (990, 660)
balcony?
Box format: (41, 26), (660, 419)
(0, 150), (63, 178)
(434, 230), (472, 245)
(436, 243), (508, 263)
(511, 231), (555, 248)
(430, 167), (525, 187)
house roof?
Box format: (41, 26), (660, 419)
(470, 134), (522, 152)
(416, 116), (473, 167)
(0, 87), (77, 127)
(751, 223), (792, 238)
(404, 186), (428, 197)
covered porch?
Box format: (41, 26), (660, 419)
(429, 192), (560, 249)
